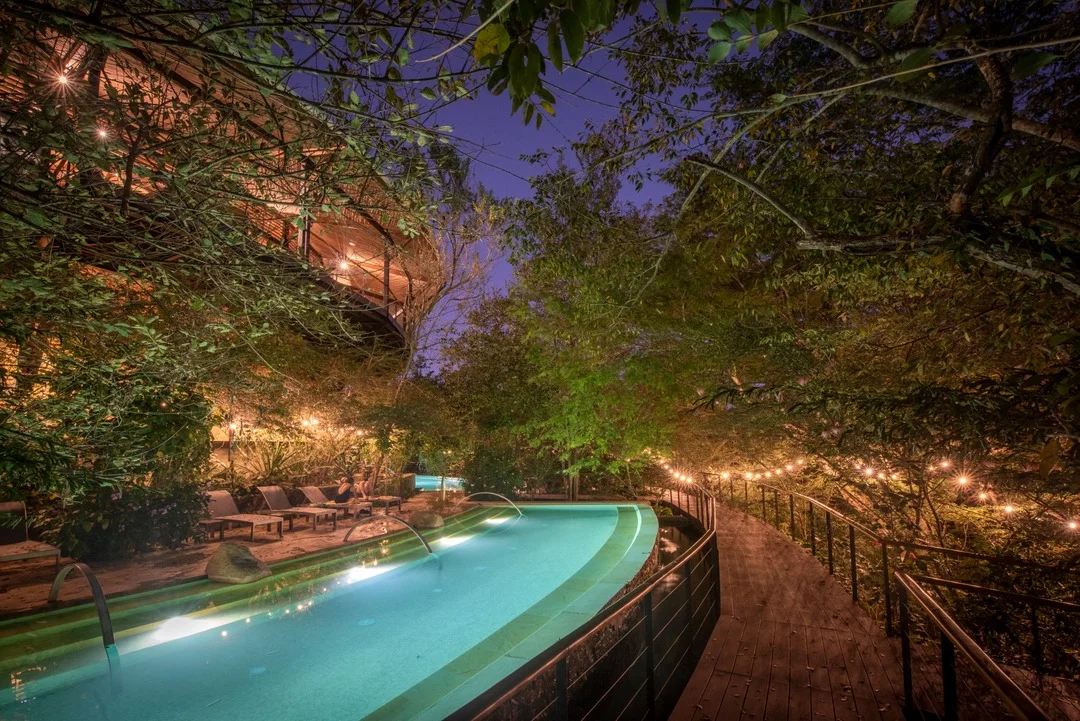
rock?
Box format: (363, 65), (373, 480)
(410, 510), (444, 529)
(206, 542), (271, 584)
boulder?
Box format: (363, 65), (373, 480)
(206, 542), (271, 584)
(410, 510), (444, 530)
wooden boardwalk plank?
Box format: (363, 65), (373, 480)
(669, 502), (931, 721)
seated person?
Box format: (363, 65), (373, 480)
(334, 478), (355, 503)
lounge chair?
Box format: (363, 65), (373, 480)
(0, 501), (61, 571)
(357, 479), (402, 514)
(257, 486), (338, 531)
(299, 486), (372, 518)
(200, 491), (283, 542)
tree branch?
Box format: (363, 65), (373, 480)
(949, 55), (1013, 215)
(966, 246), (1080, 297)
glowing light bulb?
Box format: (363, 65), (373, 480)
(228, 422), (238, 430)
(97, 128), (109, 139)
(1069, 521), (1078, 531)
(1004, 505), (1015, 514)
(957, 476), (968, 485)
(797, 459), (805, 465)
(220, 630), (228, 637)
(940, 460), (951, 469)
(765, 471), (772, 478)
(978, 492), (988, 501)
(57, 73), (68, 85)
(744, 473), (753, 480)
(339, 260), (349, 270)
(864, 468), (874, 477)
(785, 465), (793, 471)
(721, 472), (730, 479)
(877, 472), (885, 479)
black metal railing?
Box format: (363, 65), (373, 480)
(446, 481), (719, 721)
(717, 479), (1060, 638)
(897, 573), (1053, 721)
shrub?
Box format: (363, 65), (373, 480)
(32, 478), (207, 561)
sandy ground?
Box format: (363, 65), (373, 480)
(0, 494), (463, 617)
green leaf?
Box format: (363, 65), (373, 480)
(561, 11), (585, 63)
(1039, 438), (1061, 478)
(473, 23), (511, 62)
(734, 35), (754, 54)
(420, 87), (437, 100)
(725, 9), (753, 35)
(1012, 52), (1059, 80)
(708, 22), (731, 41)
(666, 0), (682, 24)
(707, 41), (732, 64)
(896, 46), (933, 82)
(769, 93), (787, 104)
(788, 4), (809, 24)
(757, 29), (779, 51)
(885, 0), (918, 28)
(547, 20), (564, 72)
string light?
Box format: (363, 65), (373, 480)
(940, 460), (951, 469)
(339, 260), (349, 270)
(864, 468), (874, 477)
(1069, 521), (1078, 531)
(956, 476), (969, 485)
(978, 492), (989, 501)
(744, 473), (753, 480)
(56, 73), (68, 85)
(1004, 505), (1015, 514)
(97, 128), (108, 139)
(721, 472), (730, 479)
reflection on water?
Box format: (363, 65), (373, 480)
(657, 524), (697, 565)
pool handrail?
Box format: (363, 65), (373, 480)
(48, 562), (115, 648)
(343, 515), (435, 555)
(453, 492), (523, 516)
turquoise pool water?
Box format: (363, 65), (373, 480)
(3, 504), (656, 721)
(414, 475), (464, 491)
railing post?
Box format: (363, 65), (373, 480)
(882, 542), (893, 636)
(644, 590), (657, 721)
(773, 490), (780, 529)
(826, 511), (834, 574)
(808, 502), (816, 556)
(789, 493), (796, 540)
(685, 558), (695, 653)
(899, 581), (913, 712)
(1029, 604), (1043, 672)
(760, 486), (766, 520)
(849, 525), (858, 604)
(744, 480), (749, 509)
(555, 656), (569, 721)
(941, 632), (958, 721)
(714, 540), (722, 614)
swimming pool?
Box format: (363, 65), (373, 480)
(413, 475), (465, 491)
(1, 504), (657, 721)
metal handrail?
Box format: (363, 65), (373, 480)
(910, 574), (1080, 613)
(446, 480), (719, 720)
(343, 515), (435, 555)
(753, 482), (1055, 569)
(896, 572), (1051, 721)
(452, 492), (523, 516)
(48, 562), (115, 648)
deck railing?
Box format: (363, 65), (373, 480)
(446, 482), (720, 721)
(897, 573), (1054, 721)
(713, 478), (1080, 719)
(717, 478), (1061, 638)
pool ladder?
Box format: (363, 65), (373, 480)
(49, 563), (121, 692)
(344, 515), (437, 557)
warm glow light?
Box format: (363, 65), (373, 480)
(154, 616), (216, 642)
(774, 468), (783, 474)
(97, 128), (108, 139)
(484, 517), (509, 526)
(957, 476), (969, 485)
(940, 460), (951, 469)
(56, 73), (68, 85)
(797, 459), (805, 465)
(1069, 521), (1078, 531)
(721, 472), (730, 479)
(339, 261), (349, 270)
(228, 422), (238, 430)
(785, 465), (793, 471)
(978, 492), (988, 501)
(434, 535), (472, 549)
(765, 471), (772, 478)
(876, 472), (885, 479)
(1004, 505), (1015, 514)
(864, 468), (874, 477)
(744, 473), (753, 480)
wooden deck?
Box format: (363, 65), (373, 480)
(670, 502), (923, 721)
